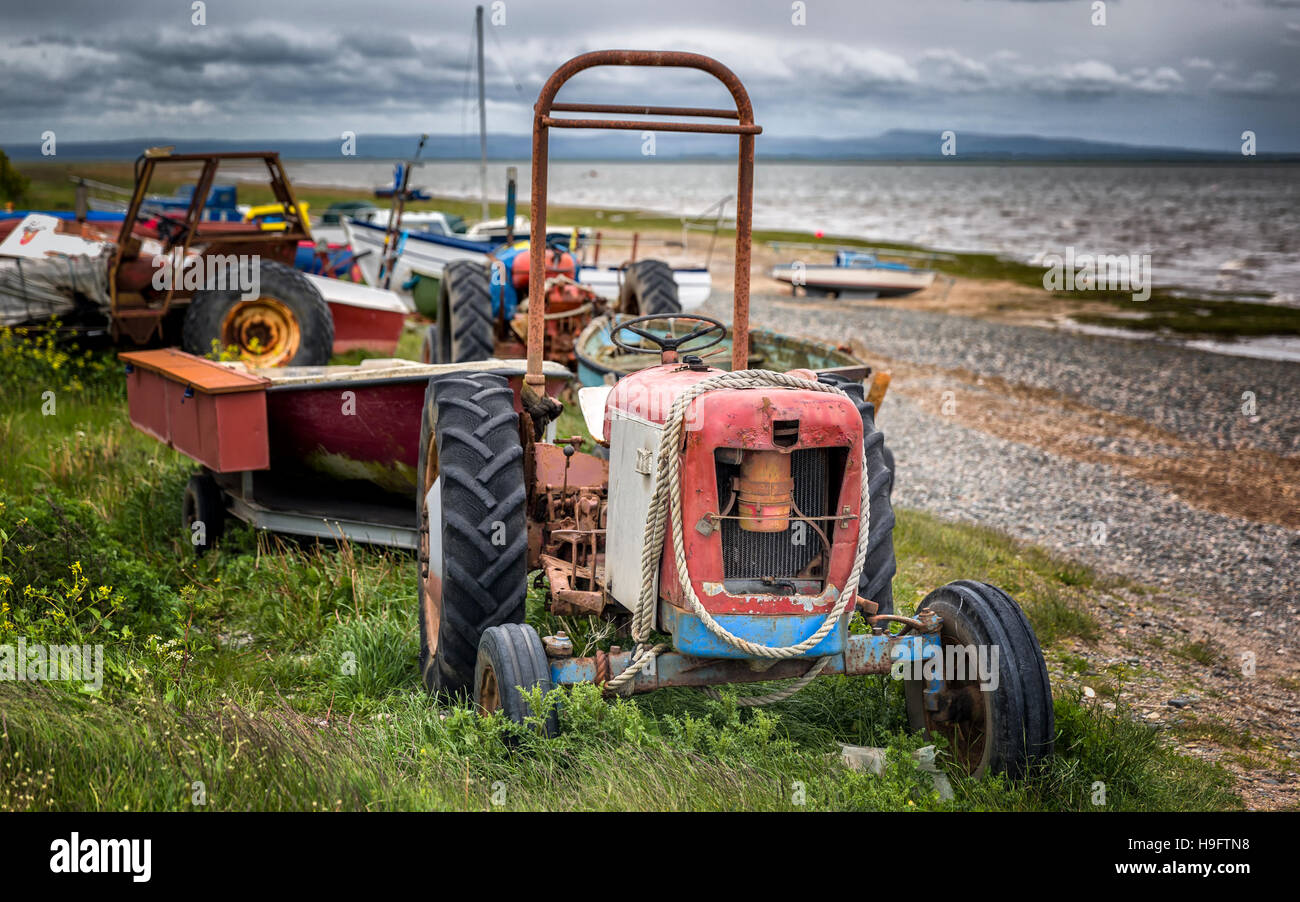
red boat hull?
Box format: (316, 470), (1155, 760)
(327, 301), (405, 355)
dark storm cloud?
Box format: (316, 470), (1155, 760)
(1, 0), (1297, 150)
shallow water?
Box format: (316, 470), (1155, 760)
(261, 160), (1300, 306)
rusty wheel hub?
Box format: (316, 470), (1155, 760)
(924, 647), (990, 773)
(220, 296), (301, 366)
(477, 666), (501, 714)
(418, 438), (442, 662)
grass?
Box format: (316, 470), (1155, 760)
(1171, 638), (1226, 667)
(11, 158), (1300, 339)
(0, 327), (1242, 811)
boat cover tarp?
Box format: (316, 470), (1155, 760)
(0, 250), (113, 326)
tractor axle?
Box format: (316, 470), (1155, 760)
(547, 631), (945, 697)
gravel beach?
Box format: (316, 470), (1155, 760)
(702, 292), (1300, 620)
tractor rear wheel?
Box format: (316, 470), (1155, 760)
(618, 259), (681, 315)
(435, 260), (494, 363)
(416, 372), (528, 695)
(182, 259), (333, 366)
(904, 580), (1054, 779)
(474, 623), (559, 736)
(817, 373), (896, 616)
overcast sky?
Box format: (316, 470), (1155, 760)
(2, 0), (1298, 151)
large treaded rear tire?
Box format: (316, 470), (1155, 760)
(618, 259), (681, 315)
(435, 260), (494, 363)
(904, 580), (1054, 779)
(817, 373), (896, 616)
(182, 259), (333, 366)
(417, 372), (528, 695)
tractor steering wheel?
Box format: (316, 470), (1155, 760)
(610, 313), (728, 359)
(139, 208), (192, 245)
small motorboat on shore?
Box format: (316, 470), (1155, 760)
(772, 249), (937, 298)
(373, 162), (432, 201)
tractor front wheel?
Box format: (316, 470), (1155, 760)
(474, 623), (559, 736)
(416, 372), (528, 695)
(903, 580), (1054, 779)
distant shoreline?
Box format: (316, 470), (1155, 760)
(12, 158), (1300, 341)
(9, 153), (1300, 166)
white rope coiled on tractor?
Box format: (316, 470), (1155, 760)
(603, 369), (871, 706)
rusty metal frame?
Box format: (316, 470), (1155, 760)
(109, 148), (312, 340)
(527, 51), (761, 389)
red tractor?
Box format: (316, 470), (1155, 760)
(415, 51), (1053, 778)
(425, 229), (683, 371)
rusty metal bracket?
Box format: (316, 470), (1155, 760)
(869, 609), (943, 634)
(527, 51), (761, 390)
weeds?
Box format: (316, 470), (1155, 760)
(0, 337), (1244, 811)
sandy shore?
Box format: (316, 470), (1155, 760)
(618, 227), (1154, 329)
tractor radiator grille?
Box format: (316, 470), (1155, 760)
(718, 449), (830, 587)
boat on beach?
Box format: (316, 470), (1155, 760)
(344, 217), (712, 313)
(373, 162), (432, 201)
(772, 249), (937, 298)
(574, 313), (869, 387)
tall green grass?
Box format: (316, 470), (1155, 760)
(0, 334), (1241, 811)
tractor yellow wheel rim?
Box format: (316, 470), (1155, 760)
(220, 297), (301, 367)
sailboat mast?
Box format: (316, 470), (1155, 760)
(476, 4), (488, 221)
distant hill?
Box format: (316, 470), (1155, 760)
(4, 130), (1295, 162)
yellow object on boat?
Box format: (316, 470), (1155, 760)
(243, 202), (310, 230)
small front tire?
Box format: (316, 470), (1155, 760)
(474, 623), (559, 737)
(904, 580), (1054, 779)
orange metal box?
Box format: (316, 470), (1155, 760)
(120, 349), (271, 472)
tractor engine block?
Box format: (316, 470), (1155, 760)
(527, 440), (609, 616)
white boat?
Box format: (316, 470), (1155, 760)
(352, 209), (469, 236)
(772, 250), (936, 298)
(344, 218), (491, 290)
(464, 217), (593, 245)
(344, 218), (711, 310)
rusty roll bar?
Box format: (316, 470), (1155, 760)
(527, 50), (761, 389)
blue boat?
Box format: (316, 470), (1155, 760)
(373, 163), (432, 201)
